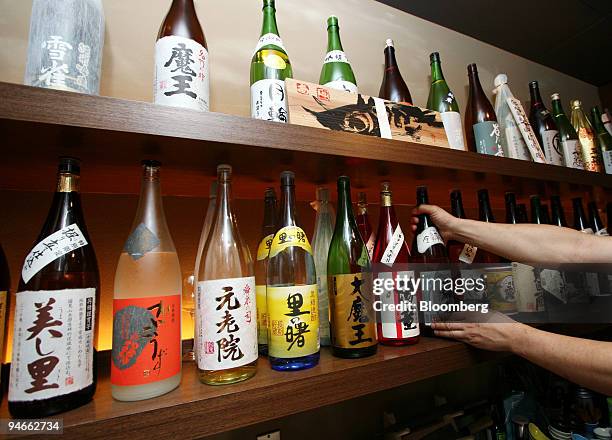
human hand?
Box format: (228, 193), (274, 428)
(410, 204), (461, 242)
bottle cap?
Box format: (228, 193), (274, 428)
(493, 74), (507, 88)
(280, 170), (295, 186)
(430, 52), (440, 63)
(327, 15), (338, 27)
(477, 189), (489, 201)
(58, 156), (81, 175)
(571, 99), (581, 108)
(216, 164), (232, 182)
(529, 80), (538, 89)
(264, 187), (276, 199)
(141, 159), (162, 168)
(551, 93), (560, 101)
(316, 186), (329, 201)
(385, 38), (394, 48)
(217, 164), (232, 174)
(467, 63), (477, 74)
(380, 181), (391, 193)
(263, 0), (275, 7)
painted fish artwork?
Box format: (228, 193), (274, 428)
(287, 79), (449, 148)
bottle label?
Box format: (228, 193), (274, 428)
(253, 33), (286, 54)
(380, 225), (405, 266)
(561, 139), (585, 169)
(541, 130), (563, 166)
(256, 285), (268, 346)
(365, 232), (376, 258)
(512, 263), (545, 312)
(577, 128), (601, 172)
(269, 226), (313, 258)
(316, 275), (330, 345)
(123, 223), (161, 261)
(267, 284), (320, 358)
(596, 228), (609, 236)
(323, 80), (358, 94)
(196, 277), (258, 371)
(440, 112), (465, 150)
(375, 271), (419, 339)
(603, 150), (612, 174)
(458, 243), (478, 264)
(504, 125), (531, 160)
(486, 267), (517, 314)
(256, 234), (275, 261)
(416, 226), (444, 254)
(21, 224), (88, 284)
(154, 36), (209, 112)
(328, 272), (377, 349)
(472, 121), (504, 156)
(9, 288), (96, 402)
(505, 97), (547, 163)
(251, 79), (289, 123)
(111, 294), (181, 386)
(323, 50), (349, 64)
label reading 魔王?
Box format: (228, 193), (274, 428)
(380, 225), (405, 266)
(256, 285), (268, 346)
(111, 294), (181, 386)
(376, 271), (419, 339)
(124, 223), (160, 261)
(22, 224), (88, 284)
(541, 130), (563, 166)
(9, 288), (95, 402)
(473, 121), (504, 156)
(155, 35), (209, 112)
(561, 139), (585, 169)
(440, 112), (465, 150)
(268, 226), (312, 258)
(458, 243), (478, 264)
(197, 277), (258, 371)
(253, 33), (286, 54)
(603, 150), (612, 174)
(329, 273), (377, 349)
(416, 226), (444, 254)
(267, 284), (319, 358)
(251, 79), (288, 123)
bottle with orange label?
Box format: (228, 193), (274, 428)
(111, 161), (182, 401)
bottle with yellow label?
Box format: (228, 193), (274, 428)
(328, 176), (377, 358)
(255, 187), (277, 355)
(267, 171), (320, 371)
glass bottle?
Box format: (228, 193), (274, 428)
(327, 176), (377, 358)
(9, 157), (99, 417)
(570, 100), (602, 172)
(0, 245), (10, 404)
(591, 106), (612, 174)
(516, 203), (529, 224)
(475, 189), (501, 263)
(196, 165), (258, 385)
(572, 197), (593, 233)
(379, 39), (412, 104)
(250, 0), (292, 123)
(530, 195), (545, 225)
(447, 189), (473, 263)
(356, 192), (375, 258)
(492, 74), (531, 160)
(588, 201), (608, 236)
(267, 171), (320, 371)
(319, 16), (357, 93)
(112, 161), (182, 401)
(528, 81), (563, 166)
(550, 195), (567, 228)
(155, 0), (209, 111)
(551, 93), (585, 169)
(505, 193), (518, 225)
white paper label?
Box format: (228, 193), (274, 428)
(603, 150), (612, 174)
(503, 115), (531, 160)
(251, 79), (288, 123)
(376, 271), (419, 339)
(196, 277), (258, 371)
(374, 97), (392, 139)
(596, 228), (609, 236)
(154, 36), (209, 112)
(323, 80), (358, 94)
(440, 112), (465, 150)
(323, 50), (349, 64)
(506, 97), (547, 163)
(380, 225), (405, 266)
(22, 224), (88, 284)
(253, 33), (286, 54)
(9, 288), (95, 402)
(541, 130), (563, 166)
(458, 243), (478, 264)
(416, 226), (444, 254)
(561, 139), (585, 169)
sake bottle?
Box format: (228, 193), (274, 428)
(570, 100), (602, 172)
(379, 39), (413, 104)
(0, 244), (8, 404)
(267, 171), (320, 371)
(528, 81), (563, 166)
(492, 74), (531, 160)
(319, 16), (357, 93)
(591, 106), (612, 174)
(356, 192), (375, 258)
(112, 161), (182, 401)
(551, 93), (585, 169)
(196, 165), (258, 385)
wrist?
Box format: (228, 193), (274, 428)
(508, 323), (534, 356)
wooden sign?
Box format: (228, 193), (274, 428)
(286, 79), (449, 148)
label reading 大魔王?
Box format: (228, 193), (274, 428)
(111, 294), (181, 386)
(561, 139), (585, 169)
(603, 150), (612, 174)
(124, 223), (160, 261)
(375, 271), (419, 339)
(155, 35), (209, 112)
(380, 225), (405, 266)
(21, 224), (88, 284)
(256, 285), (268, 346)
(416, 226), (444, 254)
(268, 226), (312, 258)
(197, 277), (258, 371)
(251, 79), (288, 123)
(267, 284), (319, 358)
(253, 33), (286, 54)
(329, 273), (376, 349)
(472, 121), (504, 156)
(440, 112), (465, 150)
(458, 243), (478, 264)
(541, 130), (563, 166)
(9, 288), (95, 402)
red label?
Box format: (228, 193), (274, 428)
(111, 294), (181, 386)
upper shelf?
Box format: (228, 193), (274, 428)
(0, 82), (610, 199)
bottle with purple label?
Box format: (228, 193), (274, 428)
(528, 81), (563, 166)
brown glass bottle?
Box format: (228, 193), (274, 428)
(528, 81), (562, 165)
(379, 39), (413, 104)
(465, 64), (503, 156)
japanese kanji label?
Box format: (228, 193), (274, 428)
(322, 80), (358, 94)
(9, 288), (95, 402)
(458, 243), (478, 264)
(440, 111), (465, 150)
(251, 79), (288, 123)
(603, 150), (612, 174)
(256, 285), (268, 346)
(253, 33), (286, 54)
(268, 226), (312, 258)
(323, 50), (349, 64)
(416, 226), (444, 254)
(267, 284), (319, 358)
(196, 277), (257, 371)
(380, 225), (405, 266)
(123, 223), (160, 261)
(21, 224), (88, 284)
(111, 294), (181, 386)
(472, 121), (504, 156)
(541, 129), (563, 166)
(256, 234), (274, 261)
(376, 271), (419, 339)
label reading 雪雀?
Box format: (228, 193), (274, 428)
(541, 130), (563, 166)
(9, 288), (95, 402)
(197, 277), (258, 371)
(267, 284), (319, 358)
(329, 273), (376, 349)
(155, 35), (209, 112)
(251, 79), (288, 123)
(473, 121), (504, 156)
(416, 226), (444, 254)
(111, 294), (181, 386)
(561, 139), (585, 169)
(440, 112), (465, 150)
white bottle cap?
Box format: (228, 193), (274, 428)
(386, 39), (394, 48)
(551, 93), (560, 100)
(493, 74), (508, 88)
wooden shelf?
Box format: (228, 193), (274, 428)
(0, 339), (499, 439)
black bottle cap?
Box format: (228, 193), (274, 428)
(467, 63), (477, 74)
(280, 171), (295, 186)
(505, 192), (516, 202)
(264, 187), (276, 199)
(477, 189), (490, 201)
(58, 156), (81, 175)
(430, 52), (440, 63)
(416, 185), (429, 205)
(529, 80), (539, 89)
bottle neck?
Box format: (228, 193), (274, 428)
(214, 174), (234, 235)
(134, 167), (169, 234)
(263, 197), (277, 231)
(57, 172), (80, 193)
(478, 196), (495, 223)
(551, 98), (565, 118)
(326, 25), (343, 52)
(43, 172), (85, 238)
(529, 84), (543, 107)
(531, 198), (542, 224)
(573, 201), (587, 230)
(279, 184), (297, 226)
(431, 60), (445, 83)
(450, 194), (465, 219)
(261, 5), (280, 36)
(357, 202), (367, 216)
(171, 0), (196, 20)
(468, 70), (485, 98)
(384, 46), (398, 72)
(335, 181), (354, 231)
(589, 203), (603, 230)
(505, 197), (518, 224)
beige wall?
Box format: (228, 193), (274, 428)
(0, 0), (601, 118)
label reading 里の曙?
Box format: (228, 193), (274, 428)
(561, 139), (585, 169)
(9, 288), (95, 402)
(416, 226), (444, 254)
(268, 226), (312, 258)
(458, 243), (478, 264)
(253, 33), (286, 54)
(473, 121), (504, 156)
(196, 277), (258, 371)
(155, 35), (209, 112)
(440, 112), (465, 150)
(111, 294), (181, 386)
(256, 285), (268, 346)
(22, 224), (88, 284)
(251, 79), (288, 123)
(329, 273), (377, 349)
(323, 80), (358, 94)
(375, 271), (419, 339)
(541, 130), (563, 166)
(124, 223), (160, 261)
(267, 284), (319, 358)
(380, 225), (405, 266)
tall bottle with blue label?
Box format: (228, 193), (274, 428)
(319, 16), (357, 93)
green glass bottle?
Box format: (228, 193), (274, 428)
(551, 94), (585, 170)
(426, 52), (465, 150)
(570, 99), (602, 172)
(591, 106), (612, 174)
(250, 0), (292, 123)
(327, 176), (377, 359)
(319, 15), (357, 93)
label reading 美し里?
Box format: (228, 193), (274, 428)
(473, 121), (504, 156)
(154, 35), (209, 112)
(541, 130), (563, 166)
(416, 226), (444, 254)
(196, 277), (258, 371)
(329, 273), (377, 349)
(375, 271), (419, 339)
(440, 112), (465, 150)
(267, 284), (319, 358)
(256, 285), (268, 346)
(9, 288), (96, 402)
(268, 226), (313, 258)
(111, 294), (181, 386)
(253, 33), (286, 54)
(251, 79), (288, 123)
(380, 225), (405, 266)
(603, 150), (612, 174)
(561, 139), (585, 169)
